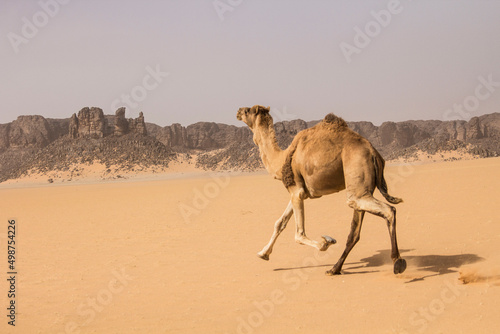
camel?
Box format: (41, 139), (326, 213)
(236, 105), (407, 275)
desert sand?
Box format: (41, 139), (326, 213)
(1, 157), (500, 334)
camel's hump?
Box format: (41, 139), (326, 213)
(322, 113), (348, 128)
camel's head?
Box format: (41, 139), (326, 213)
(236, 105), (271, 130)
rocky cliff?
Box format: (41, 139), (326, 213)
(150, 113), (500, 170)
(0, 107), (158, 182)
(68, 107), (147, 139)
(0, 109), (499, 182)
(147, 122), (251, 151)
(0, 115), (69, 151)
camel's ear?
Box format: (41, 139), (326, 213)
(253, 105), (270, 115)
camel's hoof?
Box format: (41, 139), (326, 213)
(320, 235), (337, 251)
(325, 269), (341, 276)
(322, 235), (337, 245)
(257, 253), (269, 261)
(394, 258), (407, 274)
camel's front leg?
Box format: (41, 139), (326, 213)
(291, 193), (336, 251)
(257, 201), (294, 261)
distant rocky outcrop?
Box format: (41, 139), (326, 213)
(147, 122), (251, 151)
(0, 115), (68, 152)
(71, 107), (106, 138)
(354, 114), (500, 160)
(9, 115), (52, 147)
(69, 107), (147, 139)
(0, 109), (499, 182)
(0, 107), (153, 181)
(467, 116), (486, 140)
(128, 111), (147, 136)
(114, 107), (129, 137)
(69, 114), (79, 139)
(172, 112), (500, 170)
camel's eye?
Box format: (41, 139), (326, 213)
(245, 110), (248, 114)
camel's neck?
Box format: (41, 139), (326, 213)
(252, 123), (287, 179)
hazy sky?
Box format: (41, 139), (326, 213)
(1, 0), (500, 126)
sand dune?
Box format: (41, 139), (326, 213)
(1, 157), (499, 333)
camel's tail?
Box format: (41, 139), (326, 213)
(373, 152), (403, 205)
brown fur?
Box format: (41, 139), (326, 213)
(281, 145), (297, 188)
(237, 105), (406, 276)
(322, 113), (348, 128)
(255, 107), (274, 131)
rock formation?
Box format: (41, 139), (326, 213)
(148, 123), (189, 149)
(114, 107), (129, 136)
(7, 115), (52, 148)
(128, 112), (147, 136)
(467, 117), (484, 140)
(167, 123), (188, 148)
(0, 108), (499, 181)
(69, 107), (147, 138)
(69, 114), (79, 139)
(71, 107), (106, 139)
(0, 124), (9, 151)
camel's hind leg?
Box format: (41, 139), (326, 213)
(340, 195), (406, 275)
(257, 201), (294, 261)
(326, 210), (365, 275)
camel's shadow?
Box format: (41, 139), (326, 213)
(274, 249), (484, 283)
(349, 249), (484, 282)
